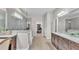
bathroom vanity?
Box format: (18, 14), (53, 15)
(0, 34), (17, 50)
(51, 32), (79, 50)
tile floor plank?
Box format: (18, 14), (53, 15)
(29, 34), (57, 50)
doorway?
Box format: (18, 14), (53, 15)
(37, 24), (42, 33)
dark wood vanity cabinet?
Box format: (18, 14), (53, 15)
(70, 41), (79, 50)
(59, 38), (69, 50)
(51, 33), (79, 50)
(10, 39), (16, 50)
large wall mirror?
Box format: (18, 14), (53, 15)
(0, 8), (29, 31)
(0, 9), (6, 32)
(65, 17), (79, 32)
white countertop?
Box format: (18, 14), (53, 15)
(0, 33), (17, 39)
(52, 32), (79, 44)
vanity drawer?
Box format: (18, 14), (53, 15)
(58, 37), (69, 50)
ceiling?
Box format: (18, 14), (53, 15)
(1, 8), (79, 19)
(25, 8), (54, 17)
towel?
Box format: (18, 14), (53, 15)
(16, 33), (29, 50)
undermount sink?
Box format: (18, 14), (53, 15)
(68, 33), (79, 37)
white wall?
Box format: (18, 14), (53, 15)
(46, 12), (52, 39)
(51, 9), (59, 33)
(51, 13), (57, 33)
(57, 17), (66, 32)
(42, 14), (47, 37)
(42, 12), (52, 39)
(31, 16), (43, 36)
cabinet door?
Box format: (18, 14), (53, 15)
(58, 37), (69, 50)
(54, 36), (59, 49)
(61, 38), (69, 50)
(58, 37), (63, 50)
(70, 41), (79, 50)
(51, 34), (55, 45)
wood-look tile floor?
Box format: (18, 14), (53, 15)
(29, 33), (56, 50)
